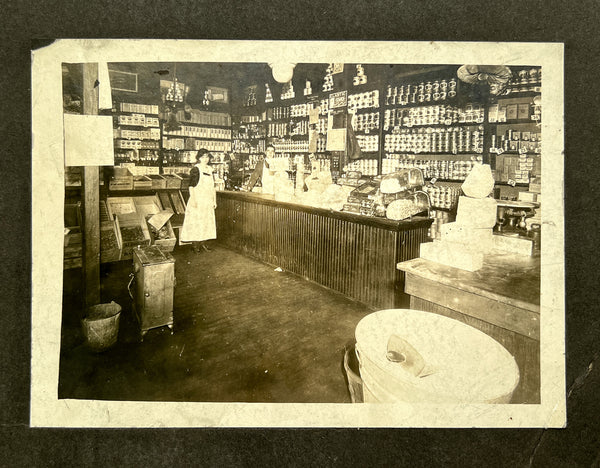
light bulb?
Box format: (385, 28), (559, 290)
(270, 63), (295, 83)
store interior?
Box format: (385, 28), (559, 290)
(60, 61), (542, 404)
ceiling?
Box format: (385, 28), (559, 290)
(62, 62), (460, 111)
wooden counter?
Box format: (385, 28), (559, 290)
(397, 251), (540, 403)
(216, 191), (432, 309)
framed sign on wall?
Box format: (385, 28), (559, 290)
(206, 86), (229, 104)
(108, 69), (138, 93)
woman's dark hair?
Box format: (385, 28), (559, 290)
(266, 144), (276, 151)
(257, 152), (266, 158)
(196, 148), (212, 162)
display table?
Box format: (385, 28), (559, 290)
(215, 191), (433, 309)
(397, 251), (540, 403)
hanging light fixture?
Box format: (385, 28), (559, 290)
(165, 64), (184, 103)
(161, 63), (189, 131)
(269, 63), (296, 83)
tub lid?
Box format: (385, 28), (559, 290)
(355, 309), (520, 402)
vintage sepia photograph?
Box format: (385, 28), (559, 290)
(31, 40), (565, 428)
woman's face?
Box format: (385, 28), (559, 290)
(266, 147), (276, 158)
(199, 154), (210, 165)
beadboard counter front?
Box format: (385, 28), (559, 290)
(215, 191), (432, 309)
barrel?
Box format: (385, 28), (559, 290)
(355, 309), (520, 404)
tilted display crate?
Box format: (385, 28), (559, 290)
(133, 195), (176, 252)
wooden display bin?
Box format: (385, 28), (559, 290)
(168, 190), (187, 215)
(109, 168), (134, 191)
(64, 202), (82, 269)
(100, 198), (123, 262)
(133, 175), (153, 190)
(106, 197), (151, 256)
(146, 216), (176, 252)
(176, 172), (190, 190)
(118, 213), (151, 256)
(133, 195), (176, 252)
(100, 216), (123, 263)
(167, 190), (187, 227)
(162, 173), (182, 189)
(147, 174), (167, 190)
(64, 229), (82, 268)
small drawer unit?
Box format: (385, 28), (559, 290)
(132, 245), (175, 340)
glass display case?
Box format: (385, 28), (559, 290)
(380, 167), (425, 194)
(386, 190), (430, 220)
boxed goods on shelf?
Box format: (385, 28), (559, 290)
(120, 103), (159, 114)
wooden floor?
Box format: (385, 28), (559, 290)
(58, 242), (375, 403)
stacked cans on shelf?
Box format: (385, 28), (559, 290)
(428, 209), (454, 240)
(383, 104), (484, 130)
(319, 99), (329, 115)
(268, 122), (289, 138)
(344, 159), (378, 176)
(422, 185), (462, 210)
(271, 106), (291, 120)
(317, 117), (327, 134)
(382, 155), (483, 180)
(316, 135), (327, 152)
(384, 126), (484, 154)
(290, 103), (310, 117)
(386, 78), (457, 106)
(280, 82), (295, 100)
(272, 140), (309, 153)
(352, 112), (380, 131)
(355, 134), (379, 152)
(289, 120), (309, 136)
(348, 90), (379, 111)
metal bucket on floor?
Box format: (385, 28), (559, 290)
(81, 301), (122, 352)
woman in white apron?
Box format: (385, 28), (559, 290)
(180, 149), (217, 253)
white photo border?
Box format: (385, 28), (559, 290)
(31, 39), (565, 428)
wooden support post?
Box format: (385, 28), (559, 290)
(82, 63), (101, 308)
